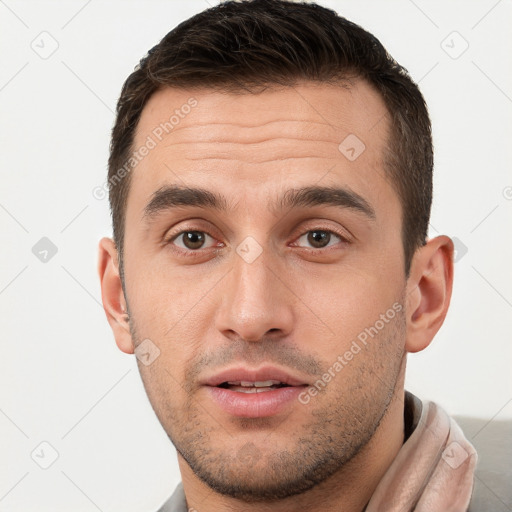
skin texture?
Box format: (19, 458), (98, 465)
(98, 81), (454, 512)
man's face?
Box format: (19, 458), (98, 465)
(122, 81), (408, 500)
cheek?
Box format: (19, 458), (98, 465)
(126, 257), (212, 334)
(126, 262), (224, 393)
(296, 262), (404, 354)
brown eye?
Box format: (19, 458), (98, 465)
(172, 231), (215, 250)
(296, 230), (344, 249)
(308, 231), (330, 248)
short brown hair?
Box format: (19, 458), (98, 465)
(108, 0), (433, 278)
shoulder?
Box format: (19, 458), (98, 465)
(155, 482), (187, 512)
(455, 416), (512, 511)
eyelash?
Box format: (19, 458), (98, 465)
(166, 226), (349, 256)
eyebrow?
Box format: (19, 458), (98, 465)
(142, 184), (376, 222)
(272, 185), (376, 220)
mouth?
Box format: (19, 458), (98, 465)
(202, 367), (310, 418)
(217, 380), (292, 393)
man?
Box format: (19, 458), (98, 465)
(98, 0), (477, 510)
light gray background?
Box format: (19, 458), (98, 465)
(1, 0), (511, 510)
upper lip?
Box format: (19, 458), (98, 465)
(201, 366), (310, 387)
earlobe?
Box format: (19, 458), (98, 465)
(97, 237), (134, 354)
(404, 236), (454, 353)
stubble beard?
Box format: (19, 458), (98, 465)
(131, 306), (407, 503)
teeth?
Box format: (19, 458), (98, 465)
(227, 380), (282, 387)
(230, 386), (275, 393)
(255, 380), (281, 387)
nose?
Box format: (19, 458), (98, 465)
(215, 242), (295, 343)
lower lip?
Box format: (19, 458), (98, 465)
(205, 386), (306, 418)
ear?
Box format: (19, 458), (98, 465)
(97, 237), (134, 354)
(405, 235), (454, 353)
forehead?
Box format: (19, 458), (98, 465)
(126, 80), (395, 224)
(135, 80), (388, 151)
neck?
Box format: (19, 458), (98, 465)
(179, 359), (407, 512)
